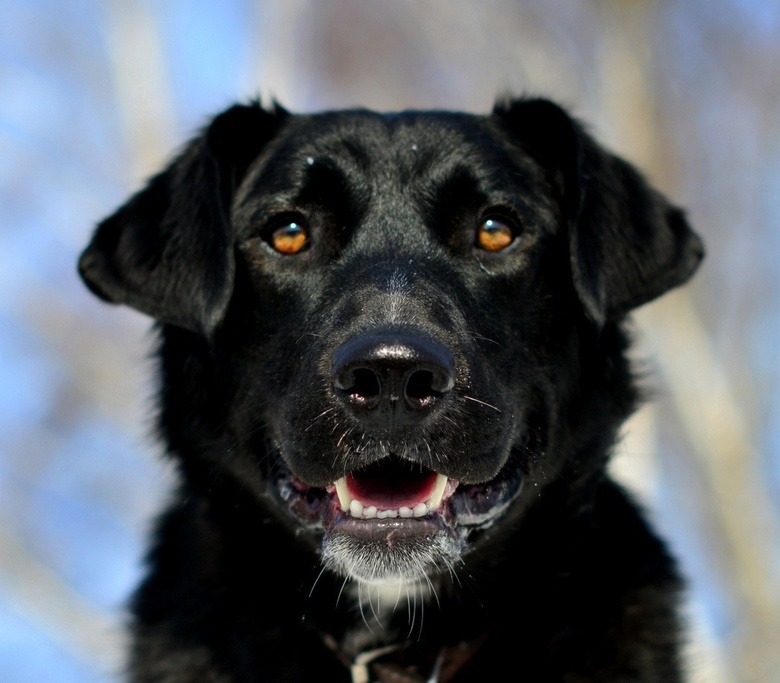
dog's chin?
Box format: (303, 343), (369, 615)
(270, 453), (523, 584)
(321, 519), (459, 584)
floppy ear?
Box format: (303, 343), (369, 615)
(494, 98), (704, 325)
(78, 102), (287, 335)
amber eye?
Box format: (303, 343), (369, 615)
(476, 217), (516, 252)
(268, 218), (309, 255)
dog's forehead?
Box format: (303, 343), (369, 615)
(279, 109), (496, 161)
(235, 109), (546, 216)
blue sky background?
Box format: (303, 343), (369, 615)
(1, 1), (778, 681)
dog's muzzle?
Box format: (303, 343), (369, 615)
(268, 329), (523, 584)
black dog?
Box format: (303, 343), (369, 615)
(79, 97), (703, 682)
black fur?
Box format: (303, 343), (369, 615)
(79, 97), (703, 682)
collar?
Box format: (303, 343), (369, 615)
(322, 634), (487, 683)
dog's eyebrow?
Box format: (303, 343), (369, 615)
(337, 138), (372, 172)
(235, 150), (371, 228)
(295, 156), (369, 211)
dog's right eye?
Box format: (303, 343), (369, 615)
(476, 215), (517, 252)
(265, 215), (310, 255)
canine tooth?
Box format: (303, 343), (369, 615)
(334, 477), (351, 511)
(399, 506), (413, 518)
(363, 505), (377, 518)
(349, 499), (364, 517)
(426, 473), (449, 511)
(412, 503), (428, 517)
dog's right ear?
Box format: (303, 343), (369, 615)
(78, 102), (287, 336)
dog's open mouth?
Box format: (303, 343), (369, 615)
(272, 455), (522, 538)
(332, 462), (455, 519)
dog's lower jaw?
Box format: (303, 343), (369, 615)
(321, 524), (462, 585)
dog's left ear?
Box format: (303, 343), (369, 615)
(78, 102), (287, 336)
(494, 98), (704, 325)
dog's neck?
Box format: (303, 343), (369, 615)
(341, 580), (434, 654)
(319, 580), (485, 683)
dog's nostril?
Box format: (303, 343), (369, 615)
(341, 368), (381, 402)
(405, 370), (433, 400)
(405, 370), (437, 402)
(405, 366), (455, 407)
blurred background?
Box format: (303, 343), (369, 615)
(1, 1), (778, 681)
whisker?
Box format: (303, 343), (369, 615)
(335, 576), (349, 608)
(407, 591), (415, 638)
(392, 582), (404, 613)
(368, 585), (384, 628)
(470, 333), (502, 347)
(463, 395), (502, 412)
(295, 332), (324, 344)
(305, 407), (336, 432)
(358, 583), (377, 635)
(423, 573), (440, 609)
(442, 557), (463, 590)
(336, 427), (354, 447)
(308, 566), (328, 598)
(418, 585), (425, 639)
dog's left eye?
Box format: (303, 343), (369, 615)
(267, 217), (310, 255)
(476, 216), (516, 252)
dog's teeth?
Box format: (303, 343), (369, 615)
(335, 477), (351, 511)
(426, 473), (449, 511)
(335, 472), (450, 519)
(412, 503), (428, 517)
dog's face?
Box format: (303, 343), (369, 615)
(228, 110), (562, 585)
(79, 100), (702, 591)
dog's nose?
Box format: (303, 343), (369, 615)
(331, 332), (455, 428)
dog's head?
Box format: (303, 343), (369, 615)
(79, 99), (702, 589)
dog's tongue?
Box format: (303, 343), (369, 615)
(346, 466), (439, 510)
